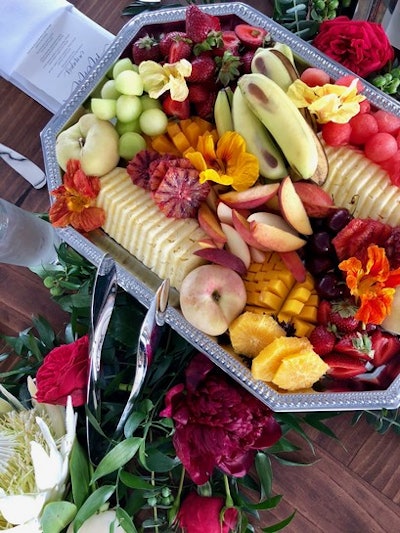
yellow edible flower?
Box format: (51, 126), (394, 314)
(339, 245), (400, 325)
(286, 78), (365, 124)
(138, 59), (192, 102)
(184, 131), (259, 191)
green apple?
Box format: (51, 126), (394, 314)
(91, 98), (117, 121)
(116, 94), (142, 122)
(139, 108), (168, 136)
(118, 132), (147, 160)
(55, 113), (120, 176)
(114, 70), (143, 96)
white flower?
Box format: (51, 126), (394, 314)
(138, 59), (192, 101)
(0, 384), (76, 531)
(67, 510), (125, 532)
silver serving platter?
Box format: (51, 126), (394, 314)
(41, 2), (400, 412)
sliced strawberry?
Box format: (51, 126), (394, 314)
(323, 352), (367, 378)
(159, 31), (189, 57)
(370, 329), (400, 367)
(168, 38), (192, 63)
(162, 95), (190, 120)
(153, 167), (210, 219)
(185, 4), (221, 44)
(309, 325), (336, 356)
(317, 300), (332, 326)
(132, 34), (161, 64)
(234, 24), (267, 48)
(334, 331), (374, 361)
(221, 30), (240, 55)
(187, 55), (216, 83)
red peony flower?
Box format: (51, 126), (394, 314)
(312, 16), (394, 78)
(35, 335), (89, 407)
(160, 353), (282, 485)
(177, 492), (238, 533)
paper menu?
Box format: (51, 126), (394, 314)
(0, 0), (113, 113)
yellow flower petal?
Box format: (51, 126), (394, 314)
(138, 59), (191, 102)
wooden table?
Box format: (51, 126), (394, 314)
(0, 1), (399, 531)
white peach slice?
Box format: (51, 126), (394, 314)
(278, 176), (313, 235)
(179, 264), (247, 336)
(220, 223), (251, 270)
(250, 246), (266, 263)
(194, 247), (247, 276)
(247, 211), (297, 234)
(219, 183), (279, 209)
(249, 219), (307, 252)
(231, 210), (270, 250)
(198, 202), (227, 245)
(217, 201), (234, 225)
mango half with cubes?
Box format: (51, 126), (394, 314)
(243, 252), (319, 337)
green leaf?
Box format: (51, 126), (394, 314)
(246, 494), (282, 511)
(120, 471), (155, 490)
(91, 437), (143, 483)
(261, 511), (296, 532)
(72, 485), (116, 532)
(141, 446), (181, 473)
(41, 501), (77, 533)
(115, 506), (138, 533)
(255, 451), (273, 499)
(70, 440), (91, 507)
(31, 315), (56, 349)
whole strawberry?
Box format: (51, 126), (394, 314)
(132, 34), (161, 64)
(328, 299), (360, 333)
(159, 31), (189, 57)
(309, 325), (336, 356)
(185, 4), (221, 43)
(187, 55), (216, 83)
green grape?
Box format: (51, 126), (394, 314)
(386, 79), (400, 94)
(43, 276), (55, 289)
(329, 0), (339, 9)
(314, 0), (326, 11)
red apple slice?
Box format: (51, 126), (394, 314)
(198, 202), (227, 245)
(219, 183), (279, 209)
(250, 220), (307, 252)
(278, 176), (313, 235)
(220, 222), (251, 269)
(194, 247), (248, 276)
(278, 251), (307, 283)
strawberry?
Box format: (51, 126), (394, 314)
(159, 31), (189, 57)
(187, 55), (216, 83)
(215, 51), (241, 87)
(328, 299), (360, 333)
(234, 23), (268, 48)
(162, 95), (190, 120)
(334, 331), (374, 361)
(309, 325), (336, 356)
(316, 300), (332, 326)
(323, 352), (367, 379)
(168, 38), (192, 63)
(370, 329), (400, 366)
(221, 30), (240, 55)
(132, 34), (161, 64)
(240, 49), (255, 74)
(193, 92), (216, 120)
(185, 4), (221, 43)
(188, 83), (211, 104)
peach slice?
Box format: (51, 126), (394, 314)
(249, 216), (307, 253)
(219, 183), (279, 209)
(198, 202), (227, 245)
(293, 181), (334, 218)
(220, 222), (251, 270)
(198, 238), (219, 249)
(250, 246), (267, 263)
(194, 247), (247, 276)
(278, 176), (313, 235)
(278, 251), (307, 283)
(231, 209), (270, 250)
(216, 201), (233, 225)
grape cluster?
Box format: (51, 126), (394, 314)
(304, 208), (353, 299)
(371, 68), (400, 99)
(310, 0), (350, 21)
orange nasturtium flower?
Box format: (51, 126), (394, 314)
(286, 77), (365, 124)
(184, 131), (259, 191)
(49, 159), (105, 233)
(339, 244), (400, 325)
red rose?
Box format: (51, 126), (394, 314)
(177, 492), (238, 533)
(35, 335), (89, 407)
(160, 353), (282, 485)
(312, 16), (394, 78)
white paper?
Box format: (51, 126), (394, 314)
(0, 0), (114, 113)
(382, 1), (400, 50)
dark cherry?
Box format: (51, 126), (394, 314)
(327, 208), (352, 233)
(309, 231), (334, 255)
(306, 255), (336, 276)
(316, 272), (346, 299)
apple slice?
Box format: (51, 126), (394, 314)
(221, 223), (251, 270)
(250, 220), (307, 252)
(219, 183), (279, 209)
(278, 176), (313, 235)
(278, 251), (307, 283)
(293, 181), (334, 217)
(194, 247), (248, 276)
(198, 202), (227, 245)
(231, 209), (270, 250)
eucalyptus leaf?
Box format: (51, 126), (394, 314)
(72, 485), (116, 532)
(41, 501), (77, 533)
(140, 446), (181, 473)
(120, 471), (155, 490)
(115, 506), (138, 533)
(91, 437), (143, 483)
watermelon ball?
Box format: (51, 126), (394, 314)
(364, 132), (398, 163)
(358, 99), (371, 114)
(381, 150), (400, 186)
(373, 109), (400, 135)
(335, 75), (364, 92)
(300, 67), (330, 87)
(322, 121), (352, 146)
(397, 130), (400, 149)
(349, 113), (378, 145)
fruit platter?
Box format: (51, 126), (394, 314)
(41, 2), (400, 412)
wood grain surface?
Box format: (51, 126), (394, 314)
(0, 2), (399, 531)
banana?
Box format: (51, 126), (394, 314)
(270, 42), (295, 65)
(231, 86), (288, 180)
(251, 48), (299, 92)
(238, 73), (321, 181)
(213, 87), (234, 137)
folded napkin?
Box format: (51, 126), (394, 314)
(0, 0), (113, 113)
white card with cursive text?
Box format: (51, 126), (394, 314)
(0, 0), (113, 113)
